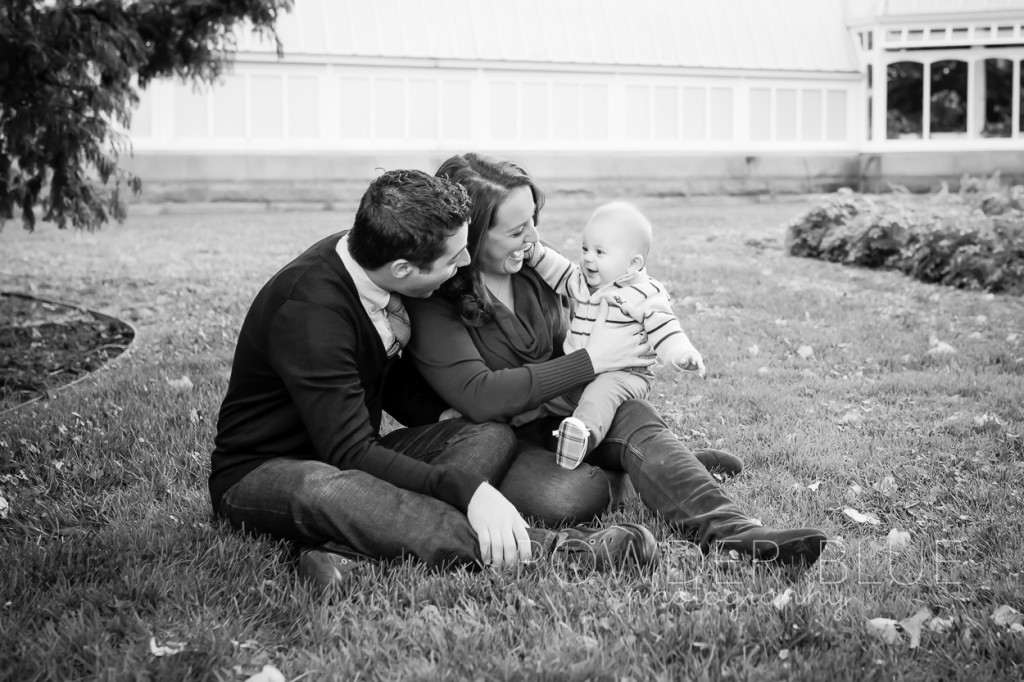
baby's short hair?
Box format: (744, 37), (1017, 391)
(589, 201), (653, 256)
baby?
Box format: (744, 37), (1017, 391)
(526, 201), (704, 469)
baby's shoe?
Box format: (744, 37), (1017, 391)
(555, 417), (590, 469)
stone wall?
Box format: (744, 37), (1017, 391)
(122, 149), (1023, 204)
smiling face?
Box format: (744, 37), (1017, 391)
(579, 213), (646, 289)
(398, 221), (471, 298)
(479, 185), (539, 277)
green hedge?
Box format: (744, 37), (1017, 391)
(786, 178), (1024, 295)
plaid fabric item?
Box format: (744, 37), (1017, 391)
(384, 294), (411, 356)
(555, 417), (590, 470)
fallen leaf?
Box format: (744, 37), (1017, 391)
(772, 588), (794, 610)
(807, 481), (822, 492)
(149, 637), (185, 657)
(0, 495), (8, 520)
(886, 529), (911, 552)
(797, 345), (814, 359)
(873, 476), (898, 497)
(1008, 333), (1020, 343)
(847, 484), (863, 496)
(748, 344), (760, 356)
(992, 604), (1024, 627)
(900, 607), (932, 649)
(928, 616), (956, 633)
(844, 508), (881, 525)
(778, 648), (790, 660)
(166, 376), (194, 391)
(973, 413), (1005, 428)
(867, 618), (901, 644)
(838, 412), (863, 426)
(927, 340), (956, 355)
(243, 665), (285, 682)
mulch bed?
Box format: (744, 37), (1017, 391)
(0, 292), (135, 412)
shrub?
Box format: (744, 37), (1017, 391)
(785, 180), (1024, 295)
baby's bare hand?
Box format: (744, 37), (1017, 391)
(674, 350), (706, 378)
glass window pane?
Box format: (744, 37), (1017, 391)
(131, 89), (154, 137)
(440, 80), (471, 140)
(750, 88), (771, 140)
(801, 90), (823, 140)
(930, 59), (967, 136)
(887, 61), (923, 139)
(552, 84), (580, 140)
(374, 78), (405, 139)
(288, 76), (319, 139)
(339, 77), (371, 139)
(490, 82), (517, 140)
(683, 87), (706, 141)
(581, 85), (608, 140)
(213, 75), (246, 137)
(251, 75), (283, 138)
(983, 58), (1012, 138)
(827, 90), (847, 140)
(709, 88), (733, 140)
(625, 85), (650, 140)
(408, 79), (438, 139)
(1020, 60), (1024, 136)
(173, 82), (208, 137)
(521, 83), (548, 140)
(866, 65), (873, 141)
(654, 86), (678, 140)
(776, 88), (797, 140)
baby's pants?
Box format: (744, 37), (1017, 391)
(546, 371), (652, 447)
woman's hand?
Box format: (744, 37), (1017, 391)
(466, 482), (533, 568)
(585, 302), (655, 375)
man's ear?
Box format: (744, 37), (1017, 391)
(628, 254), (645, 274)
(390, 259), (413, 279)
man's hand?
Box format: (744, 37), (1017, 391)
(466, 482), (533, 568)
(585, 301), (655, 375)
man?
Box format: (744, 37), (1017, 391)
(210, 169), (656, 587)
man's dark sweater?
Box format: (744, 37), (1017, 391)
(209, 233), (486, 514)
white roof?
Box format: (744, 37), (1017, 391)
(845, 0), (1024, 22)
(248, 0), (860, 73)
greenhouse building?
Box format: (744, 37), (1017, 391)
(124, 0), (1024, 201)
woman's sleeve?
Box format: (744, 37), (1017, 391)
(406, 297), (594, 423)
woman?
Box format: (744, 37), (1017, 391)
(405, 153), (826, 566)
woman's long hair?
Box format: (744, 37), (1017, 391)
(435, 153), (546, 326)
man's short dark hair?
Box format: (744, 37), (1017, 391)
(348, 169), (471, 271)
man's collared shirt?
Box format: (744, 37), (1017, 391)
(336, 234), (396, 352)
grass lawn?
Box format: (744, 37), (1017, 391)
(2, 195), (1023, 681)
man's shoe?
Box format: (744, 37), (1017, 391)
(692, 448), (744, 478)
(555, 417), (590, 470)
(714, 527), (827, 567)
(298, 547), (368, 589)
(552, 523), (659, 570)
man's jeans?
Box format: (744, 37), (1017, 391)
(218, 419), (517, 567)
(501, 399), (757, 547)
